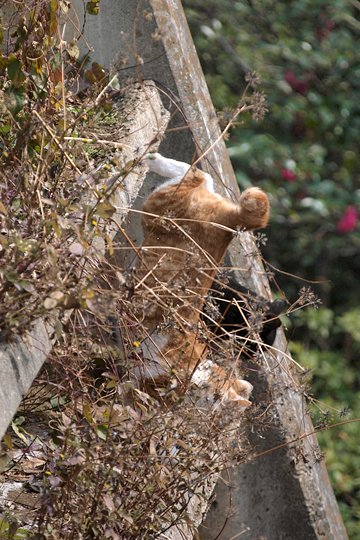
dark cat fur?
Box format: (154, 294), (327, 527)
(205, 274), (286, 349)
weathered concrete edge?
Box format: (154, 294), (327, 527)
(0, 319), (53, 439)
(271, 332), (350, 539)
(150, 0), (237, 196)
(0, 82), (170, 441)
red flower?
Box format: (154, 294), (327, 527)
(281, 168), (297, 182)
(316, 18), (335, 41)
(284, 70), (310, 95)
(337, 205), (358, 234)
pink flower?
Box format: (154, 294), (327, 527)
(284, 70), (310, 95)
(281, 168), (297, 182)
(337, 205), (358, 234)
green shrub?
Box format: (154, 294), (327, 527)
(185, 0), (360, 536)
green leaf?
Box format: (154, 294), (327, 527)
(0, 518), (10, 533)
(0, 124), (11, 135)
(4, 86), (25, 116)
(83, 402), (93, 424)
(14, 527), (32, 538)
(7, 55), (25, 86)
(0, 452), (12, 473)
(337, 309), (360, 343)
(50, 394), (67, 409)
(95, 425), (108, 440)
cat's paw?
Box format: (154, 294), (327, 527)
(239, 187), (270, 229)
(146, 152), (161, 161)
(145, 153), (191, 179)
(221, 378), (253, 409)
(145, 152), (175, 176)
(145, 152), (161, 168)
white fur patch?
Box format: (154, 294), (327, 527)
(146, 153), (216, 194)
(146, 153), (190, 179)
(203, 172), (215, 193)
(191, 359), (214, 386)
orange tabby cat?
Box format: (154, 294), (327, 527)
(133, 153), (269, 409)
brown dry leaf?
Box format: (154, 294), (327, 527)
(21, 456), (46, 474)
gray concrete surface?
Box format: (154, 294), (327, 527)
(0, 320), (53, 440)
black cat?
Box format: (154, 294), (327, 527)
(205, 273), (286, 348)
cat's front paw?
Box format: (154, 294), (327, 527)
(239, 187), (270, 229)
(221, 378), (253, 409)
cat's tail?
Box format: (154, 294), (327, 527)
(236, 187), (270, 230)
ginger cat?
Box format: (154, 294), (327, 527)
(133, 153), (269, 409)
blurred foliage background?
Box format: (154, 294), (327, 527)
(183, 0), (360, 537)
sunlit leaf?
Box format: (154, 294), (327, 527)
(44, 297), (58, 309)
(95, 201), (116, 218)
(69, 242), (85, 256)
(84, 69), (97, 85)
(66, 42), (80, 60)
(91, 61), (106, 81)
(86, 1), (100, 15)
(103, 494), (116, 512)
(11, 421), (32, 445)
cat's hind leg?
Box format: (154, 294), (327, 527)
(146, 153), (191, 180)
(146, 153), (215, 192)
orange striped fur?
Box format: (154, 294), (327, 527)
(134, 153), (269, 408)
